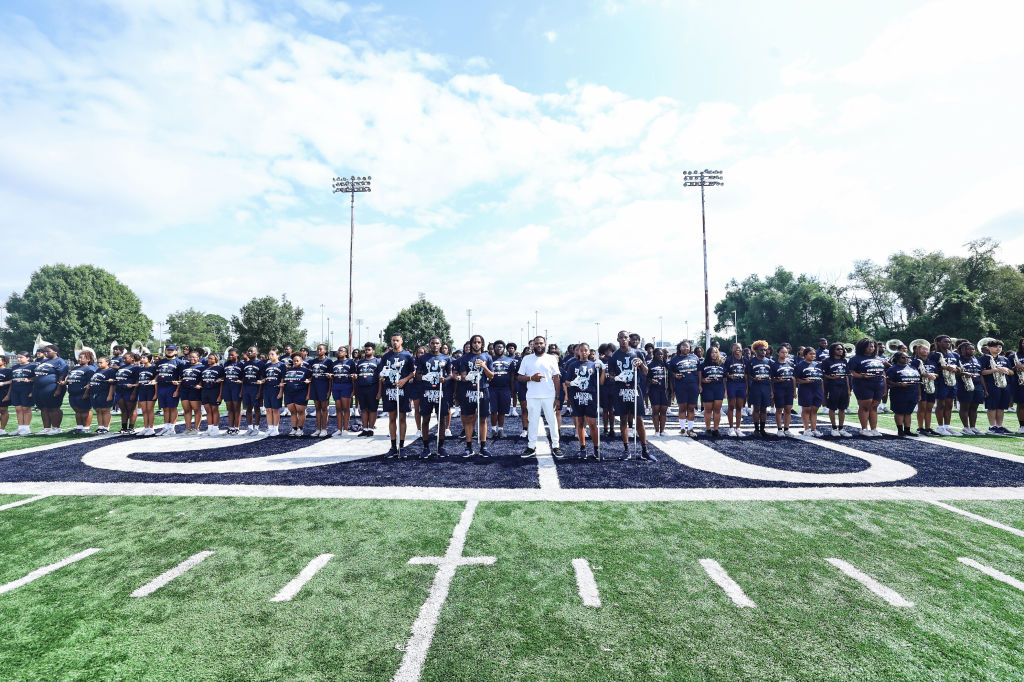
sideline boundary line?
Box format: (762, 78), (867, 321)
(0, 495), (50, 511)
(3, 481), (1024, 502)
(959, 557), (1024, 593)
(927, 500), (1024, 538)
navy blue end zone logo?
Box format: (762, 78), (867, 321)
(2, 416), (1024, 498)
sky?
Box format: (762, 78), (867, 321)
(1, 0), (1022, 350)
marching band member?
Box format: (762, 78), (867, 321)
(980, 339), (1014, 435)
(85, 356), (116, 434)
(609, 331), (652, 460)
(417, 336), (453, 457)
(154, 345), (184, 436)
(113, 352), (140, 435)
(0, 355), (11, 435)
(795, 347), (824, 436)
(885, 351), (921, 437)
(698, 345), (726, 437)
(566, 342), (602, 459)
(646, 348), (669, 437)
(222, 348), (245, 435)
(330, 346), (355, 437)
(178, 351), (205, 435)
(200, 353), (225, 436)
(33, 345), (69, 434)
(136, 353), (158, 436)
(240, 347), (264, 435)
(281, 351), (312, 436)
(822, 343), (851, 436)
(63, 349), (96, 434)
(598, 343), (617, 439)
(956, 342), (986, 435)
(723, 343), (747, 437)
(457, 334), (493, 458)
(746, 341), (772, 436)
(258, 348), (286, 436)
(1014, 339), (1024, 434)
(667, 341), (699, 437)
(848, 338), (886, 437)
(770, 346), (795, 437)
(378, 334), (416, 458)
(354, 342), (381, 437)
(308, 344), (334, 438)
(488, 341), (515, 439)
(910, 342), (938, 436)
(928, 336), (960, 436)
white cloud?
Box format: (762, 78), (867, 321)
(296, 0), (351, 22)
(748, 93), (820, 133)
(544, 30), (557, 43)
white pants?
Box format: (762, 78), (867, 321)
(526, 397), (559, 449)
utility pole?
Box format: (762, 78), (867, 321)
(683, 169), (724, 351)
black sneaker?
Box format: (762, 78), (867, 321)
(552, 447), (564, 459)
(521, 447), (537, 458)
(421, 447), (432, 459)
(397, 448), (407, 459)
(479, 446), (492, 458)
(127, 428), (136, 436)
(385, 446), (398, 458)
(593, 448), (601, 461)
(640, 448), (657, 462)
(619, 450), (633, 461)
(906, 428), (919, 437)
(359, 429), (372, 437)
(462, 446), (474, 458)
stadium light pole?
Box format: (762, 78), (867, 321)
(320, 304), (325, 346)
(467, 309), (472, 340)
(332, 174), (372, 353)
(355, 318), (363, 348)
(595, 322), (600, 347)
(659, 316), (663, 345)
(683, 169), (724, 351)
(685, 320), (689, 343)
(732, 310), (738, 346)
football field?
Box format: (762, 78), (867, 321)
(2, 410), (1024, 680)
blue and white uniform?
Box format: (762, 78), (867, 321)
(179, 362), (204, 403)
(566, 359), (600, 419)
(136, 365), (157, 403)
(610, 348), (644, 417)
(489, 355), (516, 416)
(200, 364), (225, 405)
(770, 358), (795, 407)
(114, 364), (141, 403)
(88, 367), (117, 409)
(458, 352), (492, 417)
(33, 356), (68, 408)
(928, 350), (960, 401)
(723, 356), (747, 400)
(222, 360), (244, 403)
(354, 357), (381, 411)
(980, 354), (1013, 410)
(330, 358), (355, 401)
(10, 362), (38, 407)
(886, 365), (921, 415)
(667, 353), (699, 406)
(66, 364), (97, 411)
(646, 361), (669, 407)
(848, 354), (886, 402)
(154, 357), (184, 408)
(307, 355), (334, 403)
(260, 361), (286, 409)
(958, 355), (985, 405)
(241, 359), (264, 408)
(910, 356), (937, 402)
(418, 353), (453, 417)
(746, 357), (773, 407)
(282, 364), (312, 406)
(698, 359), (725, 403)
(0, 365), (13, 407)
(821, 358), (850, 410)
(796, 360), (824, 407)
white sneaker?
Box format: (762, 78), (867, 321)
(767, 407), (776, 416)
(812, 429), (823, 437)
(142, 427), (154, 436)
(517, 429), (526, 438)
(1017, 426), (1024, 434)
(209, 427), (222, 436)
(947, 428), (962, 436)
(840, 429), (852, 437)
(332, 429), (346, 438)
(777, 429), (785, 437)
(445, 428), (454, 438)
(735, 428), (746, 438)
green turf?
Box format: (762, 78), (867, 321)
(874, 413), (1024, 457)
(0, 494), (32, 505)
(0, 397), (87, 452)
(943, 500), (1024, 532)
(431, 500), (1024, 681)
(0, 496), (462, 681)
(4, 497), (1024, 680)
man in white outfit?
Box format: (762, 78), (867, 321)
(517, 335), (562, 457)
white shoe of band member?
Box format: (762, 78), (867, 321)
(948, 428), (962, 436)
(445, 429), (453, 437)
(778, 429), (786, 437)
(208, 426), (221, 436)
(736, 428), (747, 438)
(332, 429), (345, 437)
(519, 430), (527, 438)
(1017, 426), (1024, 434)
(840, 429), (852, 437)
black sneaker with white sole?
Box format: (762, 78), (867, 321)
(551, 447), (563, 459)
(462, 446), (474, 458)
(479, 446), (492, 458)
(385, 446), (398, 458)
(521, 447), (537, 458)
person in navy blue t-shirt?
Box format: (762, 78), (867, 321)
(848, 337), (887, 436)
(980, 339), (1014, 434)
(240, 346), (264, 435)
(928, 335), (960, 435)
(114, 352), (141, 434)
(667, 341), (700, 437)
(378, 334), (416, 457)
(84, 356), (117, 434)
(722, 343), (748, 437)
(821, 343), (852, 435)
(770, 347), (796, 436)
(795, 347), (825, 435)
(136, 354), (159, 435)
(815, 338), (830, 362)
(307, 344), (334, 438)
(416, 337), (454, 457)
(222, 348), (245, 435)
(200, 354), (226, 436)
(10, 352), (38, 435)
(609, 330), (653, 461)
(885, 351), (922, 437)
(258, 348), (287, 436)
(488, 340), (516, 438)
(565, 342), (603, 459)
(154, 346), (184, 436)
(62, 350), (97, 434)
(330, 346), (356, 437)
(910, 341), (938, 435)
(0, 355), (13, 435)
(746, 341), (773, 436)
(698, 346), (726, 437)
(179, 352), (205, 435)
(281, 352), (312, 436)
(355, 342), (381, 437)
(33, 345), (69, 434)
(956, 341), (986, 435)
(457, 334), (494, 458)
(646, 348), (670, 436)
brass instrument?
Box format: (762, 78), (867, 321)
(1016, 351), (1024, 383)
(842, 342), (856, 356)
(938, 351), (957, 387)
(32, 333), (54, 356)
(885, 339), (904, 354)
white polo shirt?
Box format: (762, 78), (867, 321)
(517, 352), (561, 399)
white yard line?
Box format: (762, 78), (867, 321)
(876, 428), (1024, 464)
(571, 558), (601, 607)
(270, 553), (334, 602)
(0, 494), (49, 511)
(0, 548), (102, 595)
(533, 439), (561, 490)
(958, 557), (1024, 592)
(699, 558), (756, 608)
(6, 481), (1024, 503)
(927, 500), (1024, 538)
(826, 558), (914, 607)
(130, 551), (214, 598)
(394, 500), (495, 682)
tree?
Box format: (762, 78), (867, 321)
(167, 308), (234, 351)
(382, 299), (452, 351)
(1, 264), (151, 356)
(713, 266), (857, 347)
(231, 295), (306, 351)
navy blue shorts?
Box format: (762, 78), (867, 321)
(613, 386), (642, 417)
(422, 390), (451, 418)
(673, 381), (699, 405)
(489, 388), (511, 415)
(958, 385), (984, 405)
(309, 381), (330, 403)
(263, 391), (282, 409)
(648, 387), (669, 407)
(382, 386), (411, 414)
(570, 392), (598, 419)
(222, 382), (242, 403)
(34, 384), (63, 408)
(158, 385), (180, 408)
(457, 388), (489, 417)
(284, 389), (308, 406)
(356, 385), (378, 411)
(90, 393), (113, 410)
(798, 386), (823, 408)
(773, 387), (794, 407)
(890, 389), (918, 415)
(515, 382), (528, 402)
(983, 386), (1011, 410)
(405, 382), (424, 401)
(920, 392), (935, 403)
(853, 380), (885, 402)
(1015, 383), (1024, 403)
(825, 386), (849, 410)
(201, 388), (222, 406)
(136, 386), (156, 403)
(242, 385), (261, 408)
(701, 384), (725, 403)
(934, 383), (956, 401)
(748, 382), (771, 407)
(331, 383), (353, 400)
(726, 381), (746, 401)
(68, 395), (91, 411)
(114, 389), (135, 404)
(181, 387), (202, 403)
(10, 386), (33, 408)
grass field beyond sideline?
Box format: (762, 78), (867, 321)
(2, 496), (1024, 680)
